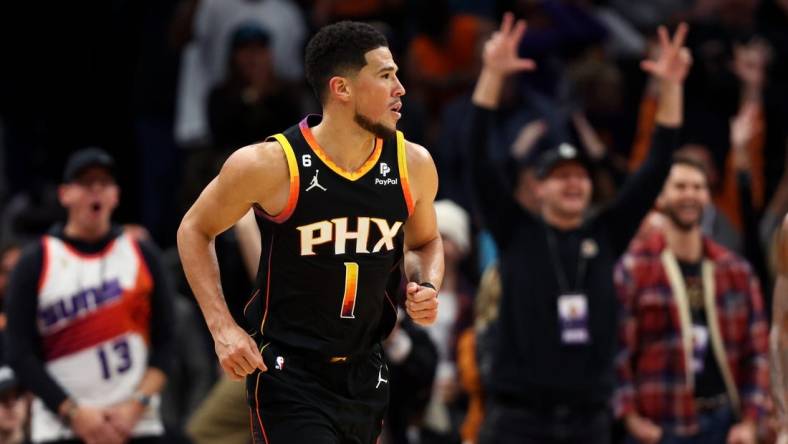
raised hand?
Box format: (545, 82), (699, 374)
(482, 12), (536, 76)
(640, 23), (692, 84)
(511, 119), (547, 160)
(571, 112), (607, 160)
(731, 101), (762, 151)
(733, 38), (771, 92)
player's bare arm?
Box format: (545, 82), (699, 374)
(177, 141), (290, 380)
(235, 208), (263, 280)
(771, 215), (788, 441)
(402, 140), (444, 327)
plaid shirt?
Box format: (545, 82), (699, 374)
(613, 233), (769, 436)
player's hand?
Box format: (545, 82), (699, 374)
(727, 420), (757, 444)
(405, 282), (438, 326)
(482, 12), (536, 76)
(625, 413), (663, 444)
(640, 23), (692, 85)
(70, 405), (124, 444)
(213, 323), (267, 381)
(105, 398), (145, 441)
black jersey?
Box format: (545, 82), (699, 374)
(244, 115), (414, 358)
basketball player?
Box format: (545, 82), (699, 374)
(772, 215), (788, 444)
(177, 21), (443, 444)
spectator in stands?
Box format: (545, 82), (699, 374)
(469, 14), (689, 443)
(0, 242), (27, 444)
(4, 148), (175, 444)
(457, 263), (502, 444)
(0, 243), (21, 330)
(208, 23), (303, 154)
(420, 200), (474, 444)
(174, 0), (307, 146)
(615, 157), (768, 444)
(0, 362), (27, 444)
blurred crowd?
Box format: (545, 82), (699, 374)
(0, 0), (787, 443)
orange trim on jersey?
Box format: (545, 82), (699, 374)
(299, 117), (383, 181)
(258, 134), (300, 223)
(38, 237), (50, 293)
(396, 131), (415, 216)
(259, 235), (275, 335)
(243, 289), (261, 318)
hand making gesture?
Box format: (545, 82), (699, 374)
(481, 12), (536, 75)
(640, 23), (692, 84)
(473, 12), (535, 109)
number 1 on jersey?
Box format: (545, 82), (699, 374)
(340, 262), (359, 318)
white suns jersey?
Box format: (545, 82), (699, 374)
(31, 233), (163, 442)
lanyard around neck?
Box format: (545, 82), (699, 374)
(543, 222), (589, 294)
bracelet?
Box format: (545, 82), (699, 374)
(419, 282), (437, 291)
(131, 391), (152, 408)
(60, 399), (78, 425)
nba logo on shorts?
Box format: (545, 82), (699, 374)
(275, 356), (285, 370)
(380, 163), (390, 177)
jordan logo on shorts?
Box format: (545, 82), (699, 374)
(376, 366), (388, 388)
(275, 356), (285, 370)
(306, 170), (327, 192)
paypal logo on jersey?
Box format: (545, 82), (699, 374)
(374, 178), (398, 186)
(39, 278), (124, 328)
(375, 163), (397, 186)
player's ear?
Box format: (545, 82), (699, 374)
(329, 76), (352, 103)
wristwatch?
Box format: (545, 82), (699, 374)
(60, 398), (79, 425)
(131, 391), (152, 408)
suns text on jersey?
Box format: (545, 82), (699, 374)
(39, 278), (124, 329)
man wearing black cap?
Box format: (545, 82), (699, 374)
(4, 148), (175, 443)
(468, 14), (691, 443)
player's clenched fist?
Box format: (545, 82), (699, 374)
(213, 323), (267, 380)
(405, 282), (438, 326)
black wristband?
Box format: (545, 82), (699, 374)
(419, 282), (436, 291)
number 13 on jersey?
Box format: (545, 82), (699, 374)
(340, 262), (359, 318)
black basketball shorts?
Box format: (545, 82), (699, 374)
(247, 342), (389, 444)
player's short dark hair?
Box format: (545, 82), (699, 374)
(304, 21), (388, 105)
(671, 154), (709, 186)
